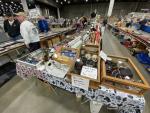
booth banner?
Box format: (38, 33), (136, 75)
(16, 62), (145, 113)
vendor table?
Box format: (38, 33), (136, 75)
(16, 26), (146, 113)
(107, 24), (150, 48)
(0, 42), (25, 57)
(16, 60), (145, 113)
(0, 27), (75, 60)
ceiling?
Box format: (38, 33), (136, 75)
(0, 0), (149, 15)
(0, 0), (37, 16)
(53, 0), (150, 5)
(0, 0), (23, 16)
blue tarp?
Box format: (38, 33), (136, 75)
(38, 19), (49, 32)
(136, 53), (150, 65)
(141, 25), (150, 33)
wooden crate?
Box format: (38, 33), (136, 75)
(67, 45), (103, 89)
(53, 47), (80, 69)
(47, 40), (53, 47)
(52, 36), (60, 45)
(101, 55), (150, 95)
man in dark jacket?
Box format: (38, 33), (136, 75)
(4, 13), (22, 41)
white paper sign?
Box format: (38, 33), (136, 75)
(45, 61), (69, 78)
(81, 66), (97, 79)
(99, 51), (107, 61)
(72, 75), (89, 91)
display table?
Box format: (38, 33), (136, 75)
(15, 25), (147, 113)
(0, 27), (75, 60)
(107, 24), (150, 48)
(16, 61), (145, 113)
(0, 40), (25, 57)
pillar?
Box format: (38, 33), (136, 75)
(107, 0), (115, 17)
(21, 0), (29, 12)
(57, 8), (60, 19)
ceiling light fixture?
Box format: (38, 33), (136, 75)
(68, 1), (70, 4)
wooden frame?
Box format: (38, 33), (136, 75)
(67, 44), (103, 89)
(101, 55), (150, 95)
(55, 47), (80, 60)
(53, 47), (80, 72)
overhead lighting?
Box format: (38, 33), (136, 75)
(56, 0), (58, 3)
(68, 1), (70, 4)
(61, 2), (63, 4)
(85, 0), (88, 2)
(64, 0), (66, 2)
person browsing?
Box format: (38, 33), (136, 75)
(16, 12), (41, 52)
(4, 13), (21, 41)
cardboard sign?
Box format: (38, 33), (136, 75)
(81, 66), (97, 79)
(72, 75), (89, 91)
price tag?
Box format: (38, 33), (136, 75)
(71, 75), (89, 91)
(81, 66), (97, 79)
(99, 51), (108, 61)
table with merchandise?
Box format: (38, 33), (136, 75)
(16, 27), (149, 113)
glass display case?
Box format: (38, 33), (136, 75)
(101, 55), (150, 95)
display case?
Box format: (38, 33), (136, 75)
(67, 44), (103, 89)
(16, 49), (47, 68)
(101, 55), (150, 95)
(53, 47), (80, 68)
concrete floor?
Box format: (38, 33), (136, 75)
(0, 29), (149, 113)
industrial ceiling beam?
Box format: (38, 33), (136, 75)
(36, 0), (60, 8)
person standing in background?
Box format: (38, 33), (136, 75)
(38, 16), (49, 33)
(3, 13), (21, 41)
(16, 12), (40, 52)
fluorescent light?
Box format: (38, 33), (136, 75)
(68, 1), (70, 4)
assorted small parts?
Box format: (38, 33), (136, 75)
(106, 60), (133, 80)
(74, 45), (99, 75)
